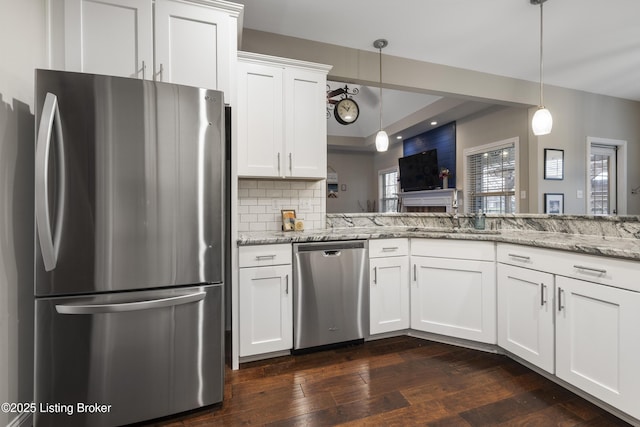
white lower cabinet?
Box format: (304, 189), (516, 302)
(497, 263), (554, 373)
(410, 240), (496, 344)
(556, 276), (640, 420)
(238, 245), (292, 357)
(369, 239), (410, 335)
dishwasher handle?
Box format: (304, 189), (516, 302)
(323, 250), (341, 257)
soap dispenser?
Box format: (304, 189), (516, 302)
(474, 209), (486, 230)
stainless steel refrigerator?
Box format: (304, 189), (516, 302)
(33, 69), (226, 427)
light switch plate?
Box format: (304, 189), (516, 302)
(577, 190), (584, 199)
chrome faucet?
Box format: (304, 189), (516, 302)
(451, 190), (460, 229)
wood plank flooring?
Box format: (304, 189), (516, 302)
(147, 336), (633, 426)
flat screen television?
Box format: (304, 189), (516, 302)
(398, 149), (439, 192)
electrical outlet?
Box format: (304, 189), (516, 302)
(520, 190), (527, 199)
(577, 190), (584, 199)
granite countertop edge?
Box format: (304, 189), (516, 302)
(237, 227), (640, 262)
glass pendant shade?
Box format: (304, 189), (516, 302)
(375, 130), (389, 152)
(532, 107), (553, 136)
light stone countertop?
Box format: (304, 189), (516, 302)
(237, 226), (640, 262)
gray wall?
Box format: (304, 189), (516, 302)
(326, 150), (376, 213)
(242, 29), (640, 215)
(0, 1), (47, 425)
(457, 105), (531, 213)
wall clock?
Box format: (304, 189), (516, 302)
(334, 98), (359, 125)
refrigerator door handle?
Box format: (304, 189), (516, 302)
(55, 291), (207, 315)
(35, 92), (66, 271)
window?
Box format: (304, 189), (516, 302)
(589, 145), (616, 214)
(464, 138), (518, 214)
(379, 167), (399, 212)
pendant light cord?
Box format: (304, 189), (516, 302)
(379, 46), (383, 131)
(539, 1), (544, 107)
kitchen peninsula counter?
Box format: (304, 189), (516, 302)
(237, 213), (640, 262)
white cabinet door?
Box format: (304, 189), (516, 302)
(411, 256), (496, 344)
(237, 52), (330, 179)
(284, 68), (327, 179)
(369, 256), (410, 335)
(154, 0), (231, 93)
(497, 264), (554, 373)
(63, 0), (153, 78)
(237, 61), (284, 177)
(239, 264), (292, 357)
(556, 276), (640, 420)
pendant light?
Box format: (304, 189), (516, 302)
(531, 0), (552, 136)
(374, 39), (389, 152)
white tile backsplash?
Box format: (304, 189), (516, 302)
(237, 179), (326, 232)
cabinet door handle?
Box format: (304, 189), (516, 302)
(255, 254), (276, 260)
(540, 283), (547, 306)
(373, 266), (377, 284)
(573, 264), (607, 275)
(289, 152), (292, 174)
(158, 63), (164, 81)
(285, 274), (289, 294)
(508, 253), (531, 261)
(557, 287), (564, 312)
(413, 264), (417, 282)
(277, 152), (281, 175)
(141, 60), (146, 79)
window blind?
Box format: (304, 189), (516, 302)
(465, 143), (516, 214)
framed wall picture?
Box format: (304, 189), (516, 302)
(281, 209), (296, 231)
(544, 193), (564, 214)
(544, 148), (564, 180)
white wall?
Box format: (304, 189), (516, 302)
(0, 1), (47, 425)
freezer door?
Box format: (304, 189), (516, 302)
(34, 284), (223, 427)
(34, 70), (224, 296)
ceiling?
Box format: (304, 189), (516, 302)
(234, 0), (640, 144)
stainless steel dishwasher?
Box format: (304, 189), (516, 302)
(293, 240), (368, 350)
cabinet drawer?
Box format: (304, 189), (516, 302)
(239, 244), (292, 267)
(369, 238), (409, 258)
(411, 239), (495, 261)
(498, 243), (640, 293)
(497, 244), (551, 269)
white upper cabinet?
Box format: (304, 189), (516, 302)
(237, 52), (331, 179)
(62, 0), (153, 79)
(53, 0), (243, 99)
(154, 0), (237, 91)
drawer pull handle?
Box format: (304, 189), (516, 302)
(573, 265), (607, 275)
(540, 283), (547, 306)
(255, 254), (276, 260)
(508, 253), (531, 261)
(382, 246), (399, 252)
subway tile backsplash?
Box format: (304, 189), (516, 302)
(237, 179), (326, 232)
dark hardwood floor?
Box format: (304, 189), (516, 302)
(150, 336), (633, 426)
